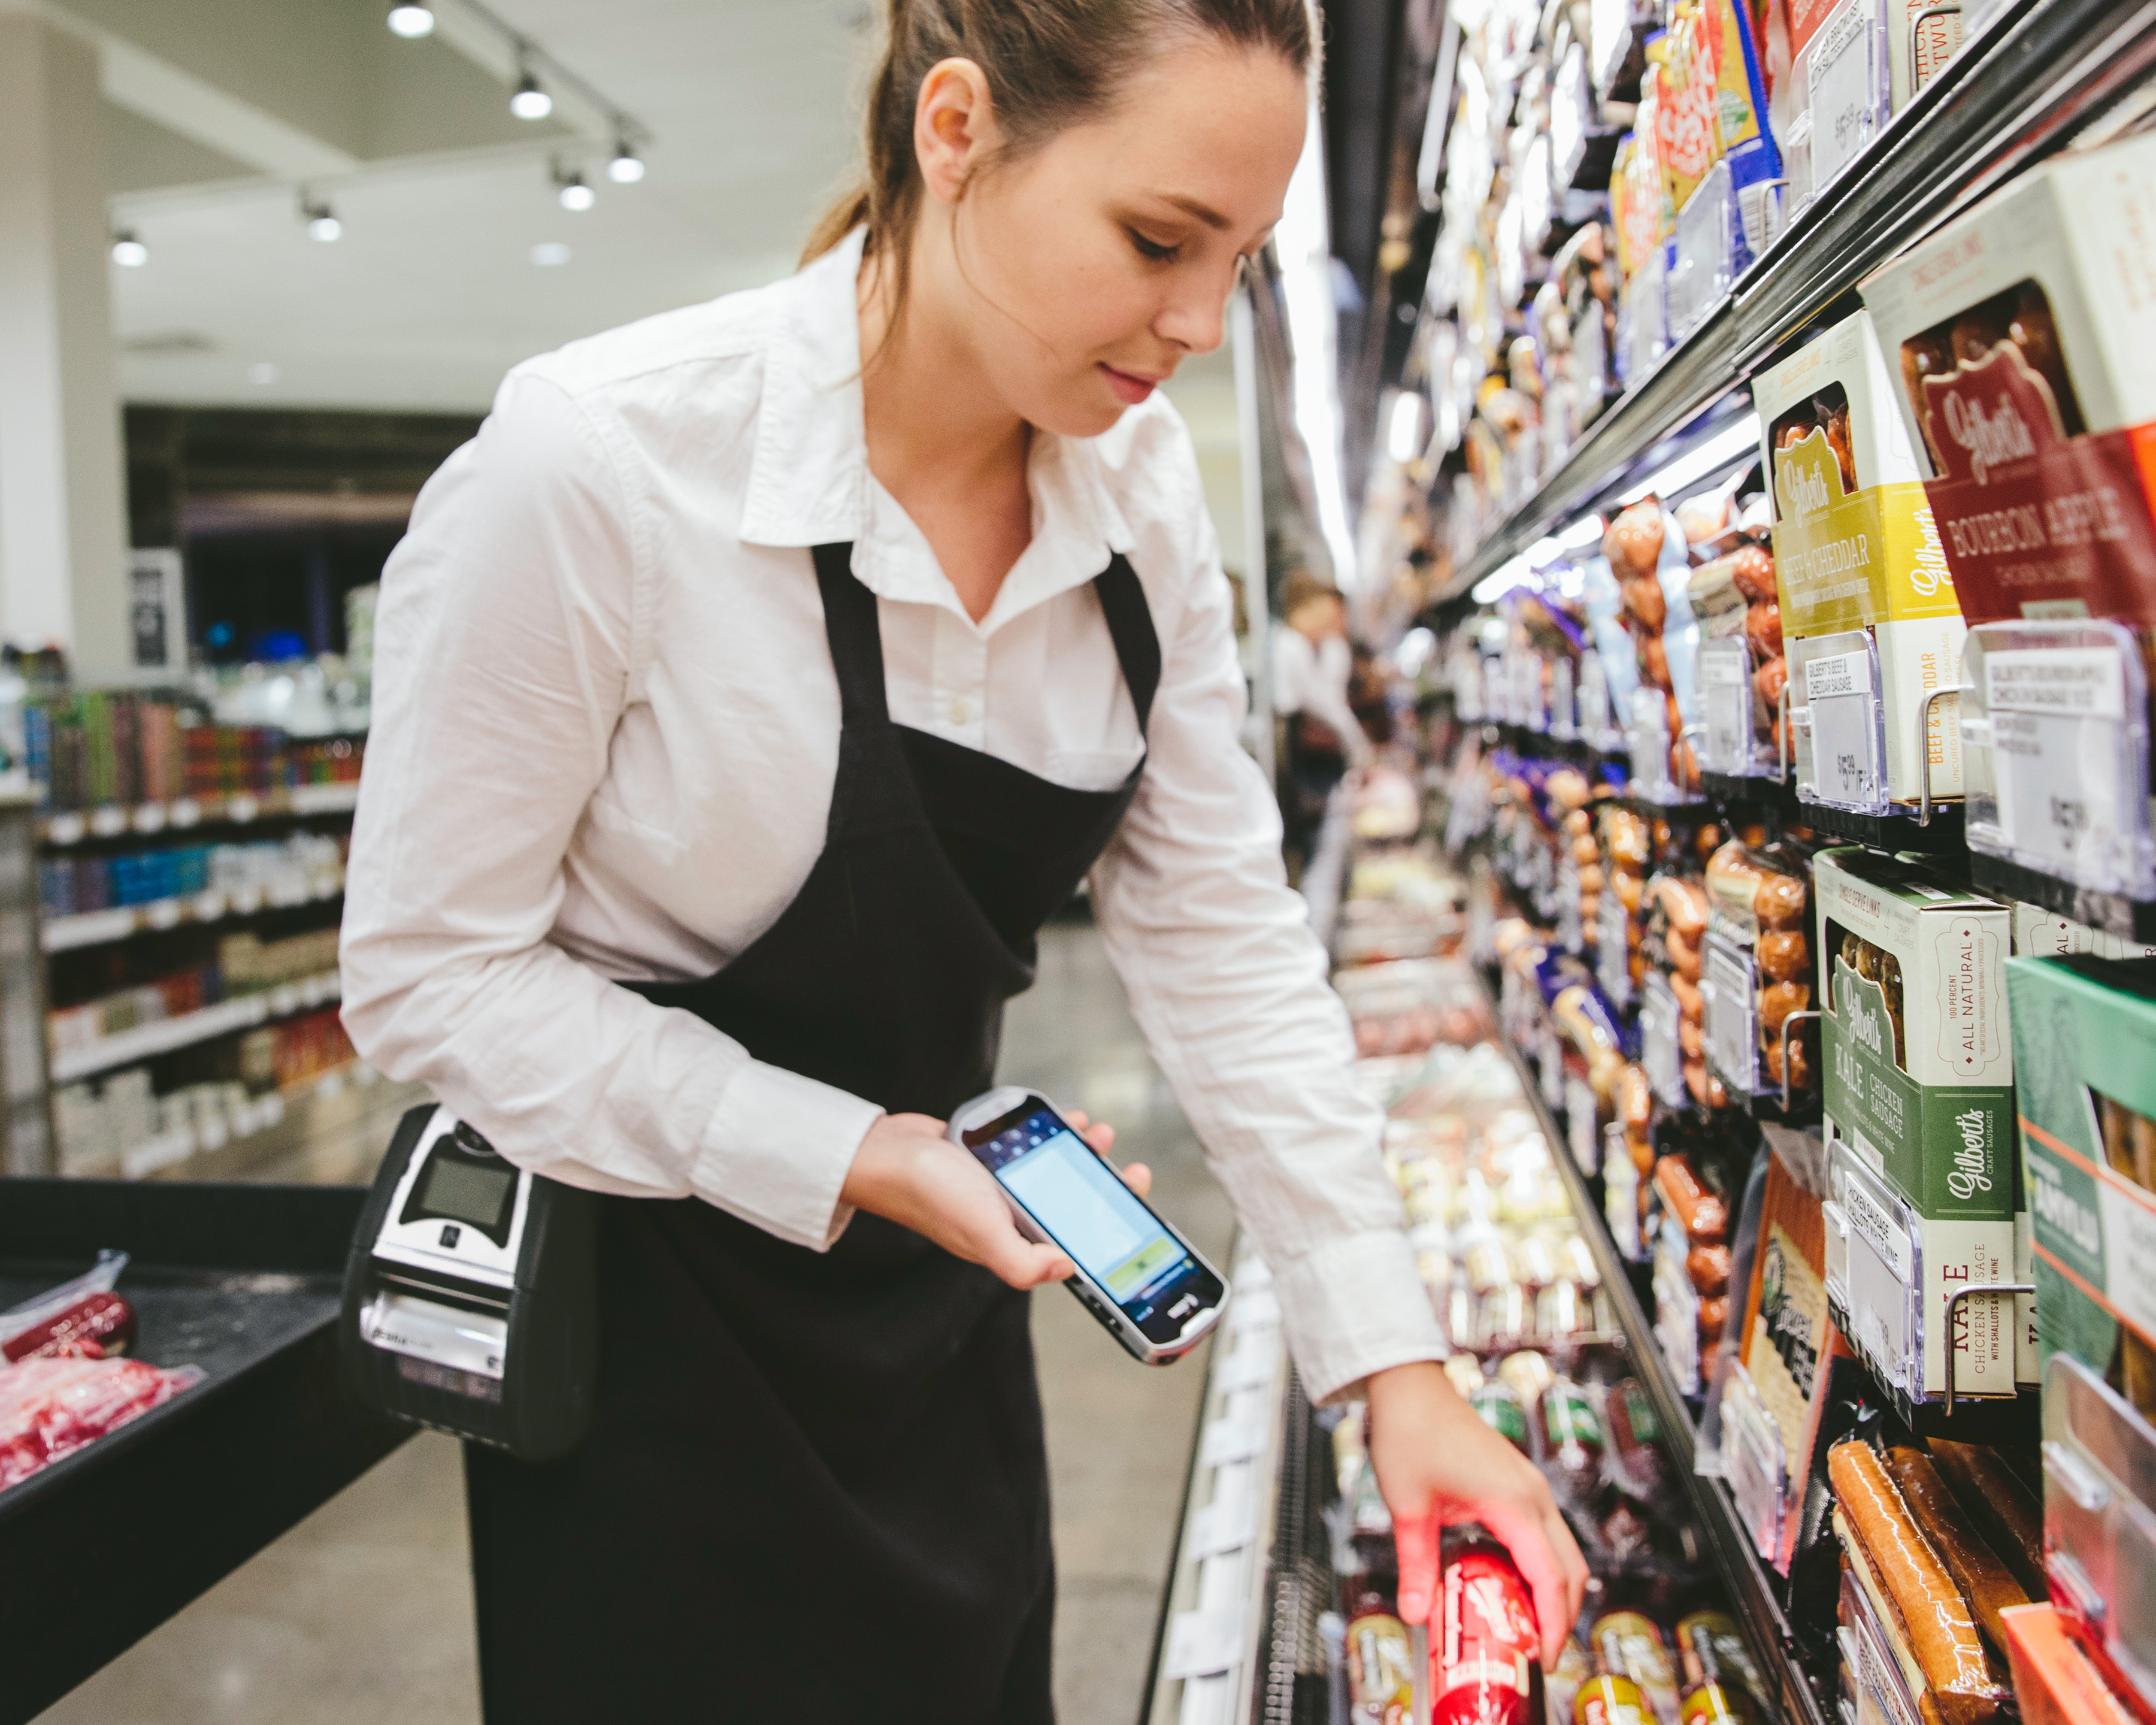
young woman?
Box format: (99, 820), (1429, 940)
(341, 2), (1587, 1718)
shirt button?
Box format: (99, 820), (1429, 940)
(947, 699), (971, 725)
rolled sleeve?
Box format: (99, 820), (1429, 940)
(695, 1060), (883, 1249)
(1093, 478), (1444, 1407)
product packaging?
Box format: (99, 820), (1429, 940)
(1777, 0), (1894, 217)
(1756, 310), (1964, 812)
(1860, 132), (2156, 638)
(1815, 849), (2018, 1408)
(2006, 954), (2156, 1426)
(1692, 544), (1785, 778)
(2033, 1356), (2156, 1719)
(1719, 1140), (1850, 1572)
(1610, 501), (1706, 800)
(1700, 837), (1816, 1102)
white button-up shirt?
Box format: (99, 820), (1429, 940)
(340, 227), (1443, 1402)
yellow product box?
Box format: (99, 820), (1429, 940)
(1757, 313), (1965, 808)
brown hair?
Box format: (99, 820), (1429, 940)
(805, 0), (1318, 329)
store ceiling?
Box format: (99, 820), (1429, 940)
(80, 0), (873, 411)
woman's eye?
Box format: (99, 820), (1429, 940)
(1127, 228), (1179, 264)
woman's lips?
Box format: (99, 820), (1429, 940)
(1099, 364), (1161, 405)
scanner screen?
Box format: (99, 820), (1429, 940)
(419, 1156), (516, 1233)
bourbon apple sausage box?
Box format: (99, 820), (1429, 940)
(1813, 848), (2019, 1408)
(1859, 131), (2156, 628)
(1754, 311), (1966, 811)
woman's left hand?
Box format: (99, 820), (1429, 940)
(1367, 1360), (1589, 1669)
(1062, 1108), (1150, 1199)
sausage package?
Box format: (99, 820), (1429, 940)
(1701, 838), (1816, 1101)
(2007, 954), (2156, 1434)
(1813, 848), (2018, 1407)
(1753, 311), (1965, 813)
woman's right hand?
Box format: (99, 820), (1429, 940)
(841, 1111), (1147, 1290)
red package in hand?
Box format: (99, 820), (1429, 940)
(1437, 1530), (1543, 1725)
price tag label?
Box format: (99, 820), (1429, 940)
(1579, 653), (1611, 744)
(1642, 973), (1684, 1106)
(1551, 657), (1576, 739)
(1984, 646), (2140, 890)
(1700, 640), (1753, 773)
(1565, 1076), (1600, 1174)
(1628, 687), (1673, 800)
(1804, 648), (1882, 810)
(1808, 0), (1876, 195)
(1598, 891), (1634, 1007)
(1704, 931), (1760, 1094)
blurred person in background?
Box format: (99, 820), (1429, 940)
(1272, 567), (1370, 871)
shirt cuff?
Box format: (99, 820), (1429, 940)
(1271, 1225), (1449, 1405)
(691, 1060), (885, 1250)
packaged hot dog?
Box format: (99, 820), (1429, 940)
(1541, 1373), (1607, 1497)
(1591, 1609), (1683, 1725)
(1436, 1527), (1543, 1725)
(1828, 1440), (2011, 1725)
(1346, 1603), (1416, 1724)
(1604, 1377), (1673, 1503)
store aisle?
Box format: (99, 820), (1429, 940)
(35, 915), (1234, 1725)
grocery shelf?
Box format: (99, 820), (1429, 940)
(49, 972), (343, 1085)
(1436, 0), (2156, 600)
(38, 781), (361, 848)
(1142, 1246), (1295, 1725)
(42, 879), (343, 953)
(0, 1178), (406, 1725)
(1481, 979), (1832, 1725)
(1970, 854), (2156, 945)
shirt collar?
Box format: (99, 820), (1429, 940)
(738, 228), (1135, 634)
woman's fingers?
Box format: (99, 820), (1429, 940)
(1119, 1160), (1152, 1199)
(983, 1235), (1074, 1289)
(1394, 1511), (1442, 1626)
(1062, 1109), (1118, 1158)
(1477, 1497), (1586, 1669)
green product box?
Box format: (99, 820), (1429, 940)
(1815, 848), (2020, 1403)
(2007, 955), (2156, 1385)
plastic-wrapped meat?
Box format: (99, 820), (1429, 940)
(0, 1354), (202, 1490)
(1, 1291), (135, 1363)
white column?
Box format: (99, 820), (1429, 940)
(0, 13), (131, 683)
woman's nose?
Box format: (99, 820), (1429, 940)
(1153, 274), (1231, 358)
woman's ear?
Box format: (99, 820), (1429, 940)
(914, 56), (998, 206)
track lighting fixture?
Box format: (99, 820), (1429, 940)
(557, 170), (594, 213)
(607, 138), (646, 183)
(511, 69), (553, 120)
(111, 230), (148, 267)
(301, 193), (343, 243)
(386, 5), (435, 37)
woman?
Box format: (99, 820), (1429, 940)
(341, 2), (1586, 1718)
(1271, 567), (1368, 867)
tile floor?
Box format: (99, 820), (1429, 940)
(35, 916), (1233, 1725)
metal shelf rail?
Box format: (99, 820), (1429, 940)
(1436, 0), (2156, 600)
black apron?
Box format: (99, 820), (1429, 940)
(464, 541), (1160, 1724)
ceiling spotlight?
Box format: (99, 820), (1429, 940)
(511, 71), (552, 121)
(111, 230), (148, 267)
(607, 140), (645, 183)
(555, 167), (594, 212)
(301, 194), (342, 243)
(386, 4), (435, 36)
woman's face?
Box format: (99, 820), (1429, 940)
(918, 41), (1308, 438)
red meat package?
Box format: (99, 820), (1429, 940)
(1437, 1530), (1543, 1725)
(0, 1354), (203, 1490)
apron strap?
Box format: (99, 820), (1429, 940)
(810, 543), (892, 730)
(1092, 554), (1161, 736)
(810, 542), (1160, 737)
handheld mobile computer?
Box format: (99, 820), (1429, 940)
(948, 1087), (1228, 1364)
